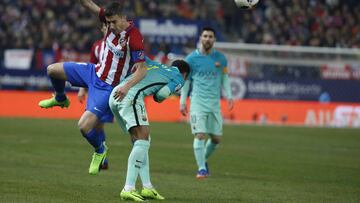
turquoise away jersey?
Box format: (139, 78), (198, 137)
(185, 49), (228, 112)
(120, 57), (184, 100)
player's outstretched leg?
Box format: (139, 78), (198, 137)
(39, 63), (70, 108)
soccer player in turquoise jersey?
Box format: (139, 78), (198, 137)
(180, 27), (234, 179)
(109, 57), (190, 201)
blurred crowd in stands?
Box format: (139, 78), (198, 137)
(0, 0), (359, 80)
(2, 0), (359, 50)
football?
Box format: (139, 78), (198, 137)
(234, 0), (259, 9)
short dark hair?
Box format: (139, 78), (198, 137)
(201, 26), (216, 36)
(105, 1), (125, 17)
(171, 60), (190, 75)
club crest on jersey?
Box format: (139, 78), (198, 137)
(138, 51), (145, 60)
(215, 62), (221, 68)
(175, 84), (182, 92)
(119, 34), (127, 47)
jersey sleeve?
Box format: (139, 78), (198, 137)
(98, 8), (106, 23)
(153, 73), (184, 103)
(129, 28), (145, 63)
(221, 54), (228, 74)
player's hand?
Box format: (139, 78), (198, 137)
(77, 88), (87, 103)
(180, 104), (188, 116)
(113, 85), (130, 102)
(228, 99), (234, 111)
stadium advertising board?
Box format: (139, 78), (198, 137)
(4, 49), (33, 70)
(1, 91), (359, 128)
(135, 18), (223, 44)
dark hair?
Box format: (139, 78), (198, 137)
(171, 60), (190, 75)
(201, 26), (216, 36)
(105, 2), (125, 17)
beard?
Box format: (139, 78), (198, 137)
(202, 42), (213, 51)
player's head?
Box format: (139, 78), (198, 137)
(200, 27), (216, 51)
(171, 60), (190, 79)
(104, 2), (128, 34)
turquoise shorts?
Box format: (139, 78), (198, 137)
(109, 95), (149, 134)
(190, 111), (223, 136)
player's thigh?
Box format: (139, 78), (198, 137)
(190, 111), (208, 135)
(119, 100), (149, 133)
(207, 111), (223, 136)
(63, 62), (94, 87)
(110, 104), (128, 134)
(47, 62), (67, 80)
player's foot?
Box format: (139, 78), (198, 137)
(120, 189), (145, 202)
(140, 188), (165, 200)
(196, 169), (209, 180)
(205, 162), (210, 175)
(100, 158), (109, 170)
(39, 95), (70, 108)
(88, 144), (108, 175)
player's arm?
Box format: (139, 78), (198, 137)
(79, 0), (101, 16)
(222, 67), (234, 111)
(77, 88), (87, 103)
(154, 80), (183, 103)
(179, 79), (191, 116)
(113, 62), (146, 101)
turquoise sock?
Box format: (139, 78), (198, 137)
(125, 140), (150, 188)
(193, 138), (206, 170)
(205, 139), (218, 160)
(139, 151), (152, 188)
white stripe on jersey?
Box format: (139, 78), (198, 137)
(119, 40), (131, 82)
(96, 34), (115, 79)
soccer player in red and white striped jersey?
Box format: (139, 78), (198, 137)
(38, 1), (147, 175)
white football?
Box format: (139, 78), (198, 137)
(234, 0), (259, 9)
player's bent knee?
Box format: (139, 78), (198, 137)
(129, 126), (150, 140)
(195, 133), (206, 140)
(47, 63), (66, 80)
(78, 120), (94, 134)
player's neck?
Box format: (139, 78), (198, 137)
(199, 47), (213, 55)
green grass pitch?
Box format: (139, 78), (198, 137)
(0, 118), (359, 202)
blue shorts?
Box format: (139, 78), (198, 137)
(64, 62), (114, 123)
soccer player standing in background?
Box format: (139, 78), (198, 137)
(109, 57), (190, 201)
(38, 0), (147, 175)
(179, 27), (234, 179)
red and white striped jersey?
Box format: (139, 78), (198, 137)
(90, 39), (105, 65)
(95, 8), (145, 87)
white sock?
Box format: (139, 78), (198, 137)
(124, 185), (136, 191)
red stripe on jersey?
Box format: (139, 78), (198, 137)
(111, 56), (127, 86)
(111, 33), (129, 86)
(100, 35), (119, 81)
